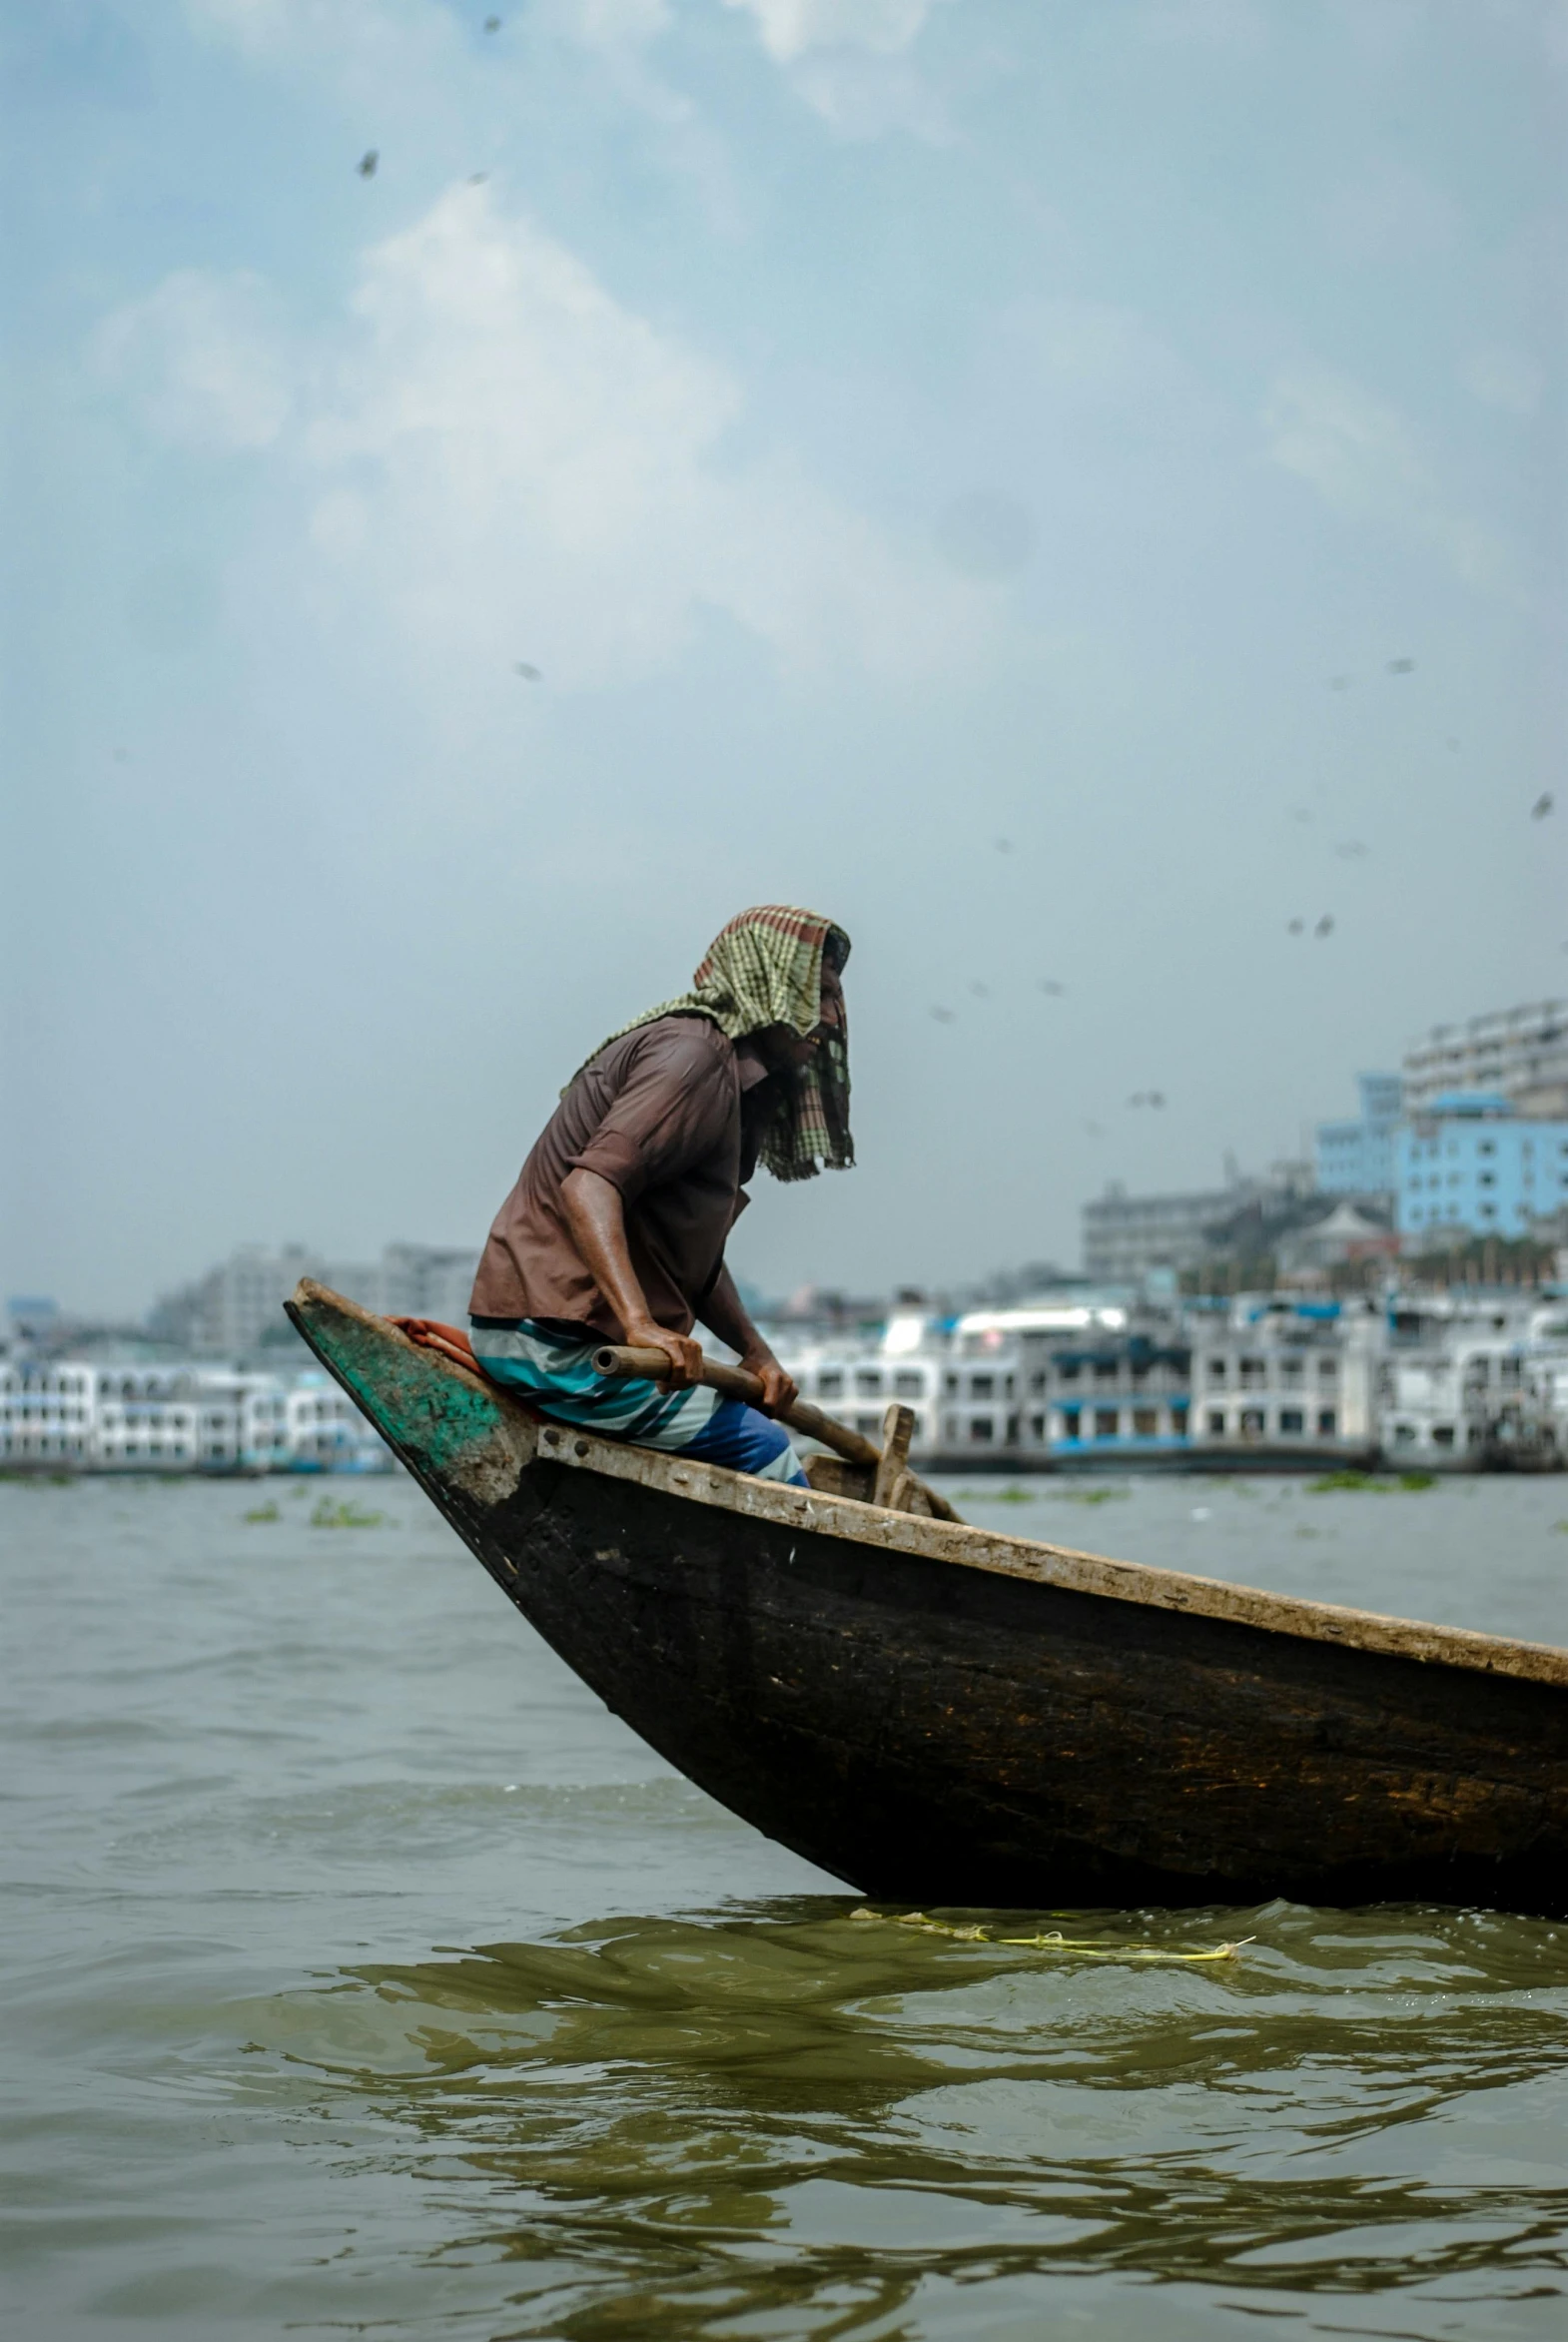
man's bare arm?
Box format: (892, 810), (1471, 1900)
(698, 1262), (798, 1416)
(558, 1168), (702, 1386)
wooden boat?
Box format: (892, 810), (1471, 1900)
(288, 1281), (1568, 1915)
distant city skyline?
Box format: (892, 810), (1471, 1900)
(6, 2), (1563, 1319)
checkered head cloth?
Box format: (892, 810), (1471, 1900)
(576, 906), (853, 1181)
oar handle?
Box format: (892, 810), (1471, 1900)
(591, 1343), (875, 1465)
(590, 1342), (959, 1523)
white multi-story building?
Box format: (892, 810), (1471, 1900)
(1378, 1341), (1517, 1470)
(930, 1298), (1195, 1461)
(1018, 1306), (1191, 1460)
(284, 1375), (391, 1470)
(937, 1308), (1024, 1451)
(779, 1297), (1197, 1463)
(1377, 1295), (1568, 1470)
(0, 1358), (389, 1474)
(0, 1361), (98, 1468)
(0, 1362), (212, 1471)
(92, 1369), (205, 1469)
(1403, 1001), (1568, 1121)
(184, 1370), (290, 1469)
(1186, 1298), (1382, 1461)
(776, 1309), (946, 1450)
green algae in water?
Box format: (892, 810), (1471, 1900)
(308, 1494), (389, 1529)
(1308, 1469), (1436, 1494)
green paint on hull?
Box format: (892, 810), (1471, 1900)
(293, 1291), (504, 1477)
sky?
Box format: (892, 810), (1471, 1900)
(3, 0), (1566, 1320)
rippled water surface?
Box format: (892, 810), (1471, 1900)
(5, 1470), (1568, 2339)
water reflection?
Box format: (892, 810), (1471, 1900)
(268, 1899), (1568, 2339)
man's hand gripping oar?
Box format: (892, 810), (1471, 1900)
(592, 1342), (960, 1522)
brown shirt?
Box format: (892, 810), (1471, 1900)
(469, 1016), (776, 1339)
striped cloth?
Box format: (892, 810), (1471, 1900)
(570, 905), (853, 1182)
(469, 1320), (808, 1484)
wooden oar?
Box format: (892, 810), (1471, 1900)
(590, 1343), (960, 1523)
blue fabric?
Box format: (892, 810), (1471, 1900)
(469, 1318), (808, 1486)
(678, 1394), (802, 1479)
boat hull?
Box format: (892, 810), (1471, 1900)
(288, 1285), (1568, 1915)
(467, 1458), (1568, 1910)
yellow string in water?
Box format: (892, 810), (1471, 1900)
(849, 1908), (1249, 1963)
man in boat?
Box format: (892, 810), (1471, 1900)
(459, 905), (852, 1487)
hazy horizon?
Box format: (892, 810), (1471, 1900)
(5, 0), (1565, 1321)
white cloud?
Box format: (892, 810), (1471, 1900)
(1460, 345), (1544, 417)
(94, 270), (295, 449)
(99, 187), (999, 698)
(722, 0), (954, 135)
(722, 0), (942, 63)
(1263, 363), (1520, 599)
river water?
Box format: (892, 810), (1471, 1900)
(5, 1469), (1568, 2340)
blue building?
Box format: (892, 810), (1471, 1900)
(1316, 1073), (1403, 1195)
(1397, 1095), (1568, 1243)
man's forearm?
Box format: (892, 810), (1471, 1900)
(558, 1168), (703, 1385)
(698, 1262), (773, 1365)
(559, 1169), (653, 1335)
(698, 1263), (797, 1416)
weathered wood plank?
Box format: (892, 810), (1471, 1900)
(872, 1403), (916, 1510)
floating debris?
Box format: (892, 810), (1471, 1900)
(850, 1908), (1249, 1963)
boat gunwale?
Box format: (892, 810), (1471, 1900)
(289, 1280), (1568, 1693)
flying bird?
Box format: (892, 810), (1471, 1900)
(969, 981), (990, 999)
(1334, 840), (1369, 859)
(1038, 979), (1066, 996)
(514, 661), (542, 681)
(1531, 793), (1554, 820)
(1314, 915), (1335, 938)
(1128, 1092), (1168, 1110)
(1386, 657), (1415, 674)
(1083, 1121), (1104, 1138)
(484, 12), (502, 26)
(358, 150), (379, 177)
(930, 1006), (956, 1023)
(994, 837), (1013, 854)
(469, 172), (489, 185)
(1287, 919), (1304, 935)
(1327, 675), (1351, 691)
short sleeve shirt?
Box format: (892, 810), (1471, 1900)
(469, 1016), (773, 1339)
